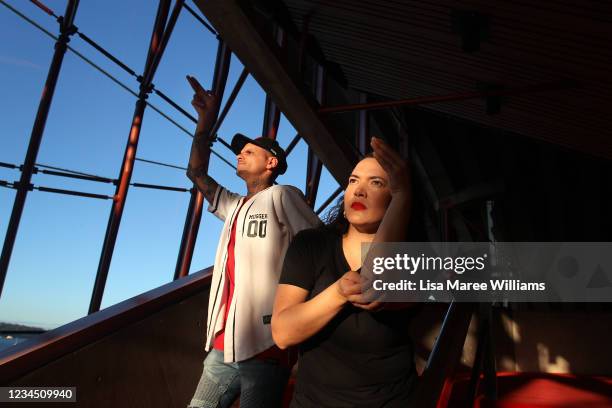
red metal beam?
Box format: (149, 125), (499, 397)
(141, 0), (172, 86)
(305, 65), (325, 207)
(0, 0), (80, 299)
(318, 79), (578, 114)
(88, 0), (173, 314)
(356, 92), (369, 155)
(208, 66), (249, 139)
(29, 0), (57, 17)
(297, 12), (312, 74)
(262, 95), (282, 140)
(262, 25), (285, 140)
(305, 149), (323, 208)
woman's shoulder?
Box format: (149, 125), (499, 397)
(292, 226), (339, 249)
(284, 227), (340, 277)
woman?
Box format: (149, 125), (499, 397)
(271, 137), (417, 407)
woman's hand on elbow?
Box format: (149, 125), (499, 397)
(336, 271), (362, 300)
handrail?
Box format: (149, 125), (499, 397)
(0, 267), (212, 384)
(409, 302), (475, 408)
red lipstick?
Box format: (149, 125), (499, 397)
(351, 202), (366, 211)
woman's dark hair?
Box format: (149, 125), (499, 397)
(321, 195), (349, 234)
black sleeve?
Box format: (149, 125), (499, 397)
(279, 229), (319, 291)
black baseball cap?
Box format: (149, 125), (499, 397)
(231, 133), (288, 175)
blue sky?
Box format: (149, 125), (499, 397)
(0, 0), (339, 329)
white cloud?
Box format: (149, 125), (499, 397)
(0, 55), (44, 70)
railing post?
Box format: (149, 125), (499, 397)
(261, 25), (285, 140)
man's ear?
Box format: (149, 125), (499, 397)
(267, 156), (279, 171)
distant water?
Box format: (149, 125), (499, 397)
(0, 335), (32, 351)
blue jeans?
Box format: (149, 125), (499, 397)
(188, 349), (290, 408)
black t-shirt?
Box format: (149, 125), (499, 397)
(279, 227), (417, 408)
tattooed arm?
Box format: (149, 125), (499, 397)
(185, 75), (220, 205)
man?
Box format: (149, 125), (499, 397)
(185, 75), (321, 408)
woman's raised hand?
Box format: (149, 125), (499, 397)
(370, 137), (410, 195)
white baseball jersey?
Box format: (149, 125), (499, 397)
(205, 184), (321, 362)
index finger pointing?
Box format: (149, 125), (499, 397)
(186, 75), (206, 93)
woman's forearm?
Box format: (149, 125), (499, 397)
(374, 191), (411, 243)
(357, 192), (411, 286)
(272, 282), (347, 349)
